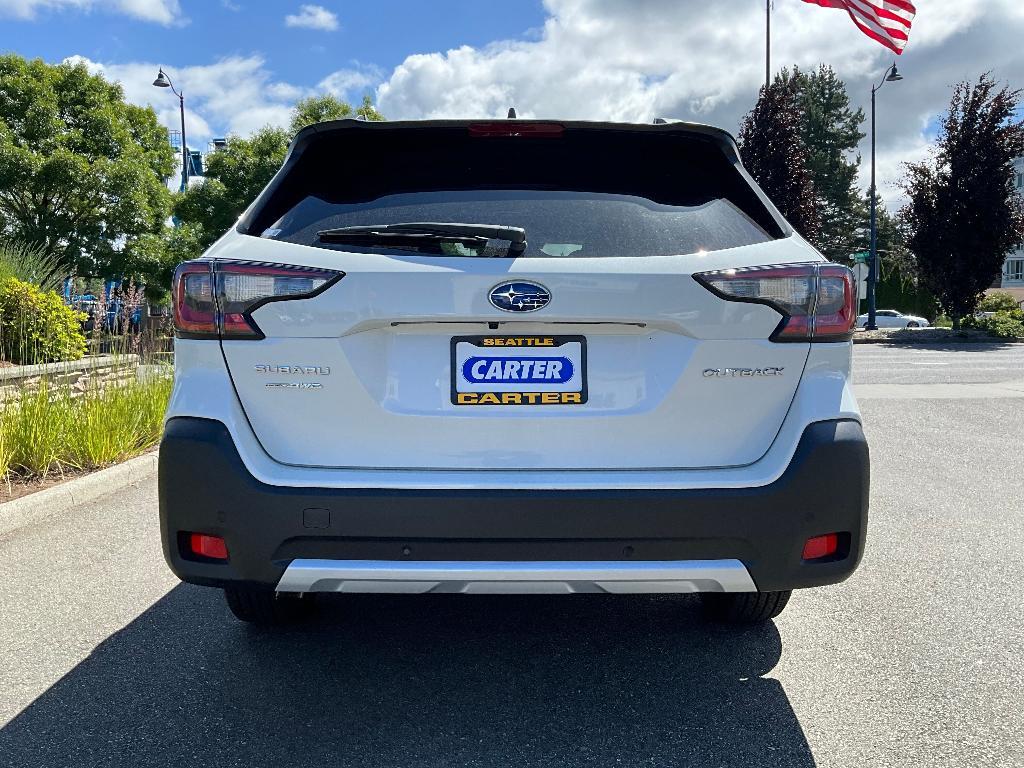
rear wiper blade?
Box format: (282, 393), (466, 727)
(317, 222), (527, 254)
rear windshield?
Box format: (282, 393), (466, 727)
(244, 126), (784, 258)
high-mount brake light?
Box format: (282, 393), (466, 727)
(693, 263), (856, 343)
(172, 260), (343, 339)
(468, 122), (565, 138)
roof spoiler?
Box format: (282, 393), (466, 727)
(287, 118), (740, 164)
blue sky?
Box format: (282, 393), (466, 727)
(2, 0), (1023, 204)
(2, 1), (547, 94)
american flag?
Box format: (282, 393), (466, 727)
(801, 0), (917, 55)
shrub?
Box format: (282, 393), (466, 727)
(972, 309), (1024, 339)
(0, 276), (87, 364)
(0, 369), (172, 479)
(0, 240), (65, 293)
(978, 291), (1022, 313)
(0, 423), (11, 480)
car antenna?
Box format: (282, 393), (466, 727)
(507, 107), (517, 119)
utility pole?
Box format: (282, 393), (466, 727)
(866, 63), (904, 330)
(766, 0), (771, 88)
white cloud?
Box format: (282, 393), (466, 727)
(0, 0), (183, 24)
(66, 55), (296, 144)
(65, 53), (383, 149)
(284, 4), (337, 31)
(374, 0), (1024, 207)
(318, 64), (384, 97)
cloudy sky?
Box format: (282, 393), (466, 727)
(1, 0), (1022, 205)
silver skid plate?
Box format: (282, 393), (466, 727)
(275, 559), (757, 594)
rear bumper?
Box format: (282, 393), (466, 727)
(158, 417), (869, 593)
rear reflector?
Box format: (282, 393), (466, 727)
(802, 533), (839, 561)
(693, 263), (856, 342)
(172, 260), (343, 339)
(189, 533), (229, 561)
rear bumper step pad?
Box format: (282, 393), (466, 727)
(275, 558), (757, 594)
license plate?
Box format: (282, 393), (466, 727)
(450, 335), (587, 406)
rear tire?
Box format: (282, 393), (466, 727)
(223, 586), (316, 625)
(701, 590), (792, 624)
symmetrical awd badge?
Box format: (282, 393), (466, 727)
(254, 363), (330, 390)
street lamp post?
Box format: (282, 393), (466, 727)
(866, 62), (903, 331)
(152, 68), (188, 193)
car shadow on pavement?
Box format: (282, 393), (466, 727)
(869, 341), (1019, 352)
(1, 586), (815, 768)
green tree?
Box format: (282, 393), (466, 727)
(902, 74), (1024, 327)
(869, 194), (914, 273)
(173, 95), (384, 254)
(172, 126), (291, 251)
(871, 204), (938, 320)
(290, 94), (384, 134)
(130, 223), (205, 302)
(738, 77), (820, 240)
(0, 54), (175, 277)
(779, 66), (866, 259)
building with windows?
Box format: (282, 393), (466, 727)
(994, 157), (1024, 305)
(163, 133), (228, 192)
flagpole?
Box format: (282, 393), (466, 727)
(766, 0), (771, 88)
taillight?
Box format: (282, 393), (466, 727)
(172, 260), (343, 339)
(216, 262), (341, 339)
(173, 262), (217, 337)
(693, 263), (856, 342)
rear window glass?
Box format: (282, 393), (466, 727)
(244, 126), (783, 258)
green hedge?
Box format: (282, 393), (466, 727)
(874, 273), (939, 322)
(0, 276), (87, 364)
(969, 309), (1024, 339)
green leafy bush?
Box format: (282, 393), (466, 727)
(0, 276), (87, 364)
(978, 292), (1022, 313)
(973, 309), (1024, 339)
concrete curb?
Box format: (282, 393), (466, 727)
(0, 451), (158, 538)
(853, 336), (1024, 345)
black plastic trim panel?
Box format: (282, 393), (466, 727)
(158, 417), (869, 593)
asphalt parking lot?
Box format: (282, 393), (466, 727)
(1, 343), (1022, 768)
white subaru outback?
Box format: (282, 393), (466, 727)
(159, 118), (868, 625)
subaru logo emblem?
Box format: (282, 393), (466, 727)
(489, 281), (551, 313)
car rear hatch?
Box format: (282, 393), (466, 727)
(191, 120), (851, 471)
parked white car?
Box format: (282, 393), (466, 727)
(857, 310), (930, 328)
(160, 118), (869, 627)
